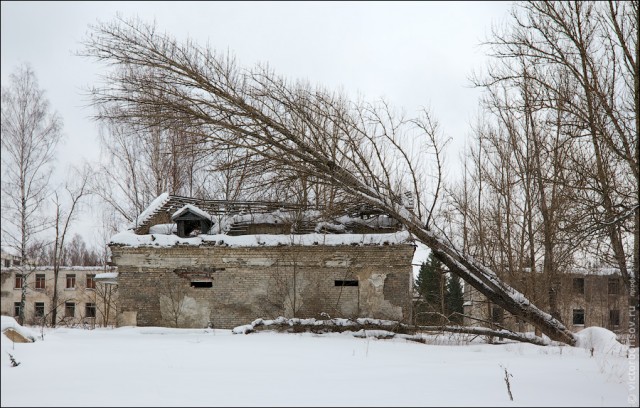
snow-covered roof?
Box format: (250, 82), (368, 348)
(128, 192), (170, 230)
(1, 316), (38, 341)
(172, 204), (212, 221)
(109, 230), (413, 248)
(0, 265), (109, 271)
(335, 214), (398, 229)
(522, 266), (621, 276)
(212, 210), (317, 234)
(1, 246), (20, 257)
(128, 194), (402, 235)
(570, 267), (621, 276)
(95, 272), (118, 284)
(95, 272), (118, 279)
(149, 223), (177, 234)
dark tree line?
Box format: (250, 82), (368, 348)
(414, 253), (465, 326)
(26, 234), (101, 267)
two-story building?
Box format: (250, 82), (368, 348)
(0, 257), (117, 327)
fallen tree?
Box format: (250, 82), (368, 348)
(80, 17), (577, 345)
(232, 316), (553, 347)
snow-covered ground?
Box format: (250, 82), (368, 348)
(1, 316), (637, 407)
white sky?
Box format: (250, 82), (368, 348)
(1, 316), (635, 406)
(1, 1), (512, 247)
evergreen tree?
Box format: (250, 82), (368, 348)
(445, 273), (464, 324)
(414, 252), (444, 325)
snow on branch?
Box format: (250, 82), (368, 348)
(231, 316), (553, 346)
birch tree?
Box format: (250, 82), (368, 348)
(1, 63), (62, 324)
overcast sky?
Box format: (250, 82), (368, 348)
(1, 1), (512, 246)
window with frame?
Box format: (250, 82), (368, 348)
(572, 309), (585, 325)
(85, 303), (96, 318)
(34, 302), (45, 318)
(64, 302), (75, 318)
(14, 274), (23, 289)
(13, 302), (21, 317)
(35, 274), (46, 290)
(66, 274), (76, 289)
(572, 278), (585, 295)
(86, 274), (96, 290)
(608, 278), (620, 295)
(14, 259), (21, 266)
(609, 310), (620, 327)
(3, 259), (9, 267)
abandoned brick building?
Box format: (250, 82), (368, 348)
(108, 193), (416, 329)
(463, 267), (630, 335)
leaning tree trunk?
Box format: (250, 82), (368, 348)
(414, 227), (576, 345)
(80, 17), (579, 345)
(324, 165), (578, 345)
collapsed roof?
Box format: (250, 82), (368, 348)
(128, 194), (404, 237)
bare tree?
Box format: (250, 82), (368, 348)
(156, 275), (188, 328)
(50, 166), (90, 327)
(1, 63), (63, 324)
(80, 17), (577, 345)
(473, 0), (638, 343)
(455, 68), (581, 329)
(94, 280), (117, 327)
(65, 234), (100, 266)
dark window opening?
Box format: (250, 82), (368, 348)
(65, 302), (75, 318)
(572, 278), (585, 294)
(4, 259), (9, 267)
(13, 302), (21, 317)
(609, 310), (620, 327)
(491, 306), (504, 324)
(572, 309), (585, 325)
(335, 280), (358, 287)
(191, 281), (213, 288)
(85, 303), (96, 318)
(183, 219), (201, 237)
(34, 302), (45, 318)
(174, 213), (212, 238)
(608, 278), (620, 295)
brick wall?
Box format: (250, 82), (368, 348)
(110, 244), (414, 329)
(463, 271), (630, 334)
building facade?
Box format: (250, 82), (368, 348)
(110, 194), (416, 329)
(0, 262), (117, 327)
(463, 268), (630, 334)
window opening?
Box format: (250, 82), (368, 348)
(85, 303), (96, 318)
(335, 280), (358, 287)
(190, 281), (213, 288)
(35, 274), (45, 290)
(35, 302), (45, 318)
(65, 302), (75, 318)
(66, 274), (76, 289)
(572, 278), (585, 294)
